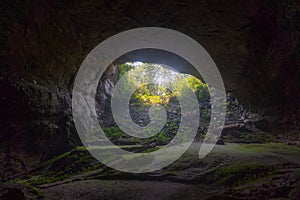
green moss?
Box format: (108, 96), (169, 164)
(100, 125), (177, 145)
(103, 127), (124, 139)
(20, 175), (68, 185)
(157, 132), (169, 144)
(204, 164), (274, 186)
(10, 146), (103, 186)
(241, 132), (277, 143)
(142, 146), (160, 153)
(235, 143), (300, 153)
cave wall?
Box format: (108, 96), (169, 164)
(0, 0), (298, 175)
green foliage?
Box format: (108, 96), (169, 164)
(157, 132), (169, 144)
(119, 62), (209, 106)
(119, 63), (134, 75)
(103, 127), (123, 139)
(132, 84), (169, 105)
(185, 77), (209, 100)
(201, 111), (211, 122)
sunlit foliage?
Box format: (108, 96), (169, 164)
(118, 62), (209, 105)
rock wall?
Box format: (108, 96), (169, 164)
(0, 0), (298, 179)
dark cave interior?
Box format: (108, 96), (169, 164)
(0, 0), (299, 199)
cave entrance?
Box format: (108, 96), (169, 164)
(97, 61), (210, 150)
(96, 59), (276, 150)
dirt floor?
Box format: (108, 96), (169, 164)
(35, 143), (300, 199)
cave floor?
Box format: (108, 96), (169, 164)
(32, 143), (300, 200)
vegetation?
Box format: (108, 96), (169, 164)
(204, 164), (275, 186)
(118, 62), (210, 106)
(235, 143), (300, 152)
(102, 62), (211, 145)
(102, 127), (124, 140)
(12, 147), (102, 186)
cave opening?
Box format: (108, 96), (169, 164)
(95, 56), (279, 152)
(97, 61), (211, 151)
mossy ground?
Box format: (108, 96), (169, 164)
(6, 142), (300, 199)
(234, 142), (300, 153)
(202, 164), (275, 186)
